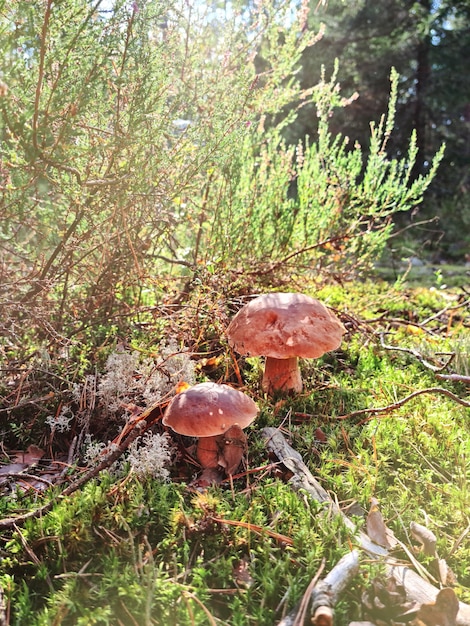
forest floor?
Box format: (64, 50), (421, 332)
(0, 271), (469, 626)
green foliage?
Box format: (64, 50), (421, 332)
(0, 0), (444, 361)
(184, 65), (444, 280)
(1, 473), (359, 625)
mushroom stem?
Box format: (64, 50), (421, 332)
(196, 435), (220, 468)
(262, 356), (302, 394)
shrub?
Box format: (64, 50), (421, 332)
(0, 0), (443, 358)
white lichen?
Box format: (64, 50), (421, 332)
(96, 341), (196, 415)
(82, 436), (125, 476)
(82, 434), (107, 465)
(82, 432), (174, 481)
(45, 405), (74, 432)
(97, 347), (140, 412)
(127, 431), (173, 480)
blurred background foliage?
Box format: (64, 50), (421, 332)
(288, 0), (470, 259)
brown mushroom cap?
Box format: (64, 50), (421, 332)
(162, 382), (258, 438)
(226, 292), (345, 360)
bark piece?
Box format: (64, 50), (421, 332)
(311, 551), (360, 626)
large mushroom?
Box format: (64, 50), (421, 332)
(226, 292), (345, 395)
(162, 382), (258, 475)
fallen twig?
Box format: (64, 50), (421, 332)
(278, 552), (359, 626)
(181, 589), (218, 626)
(0, 391), (55, 413)
(262, 427), (470, 626)
(210, 515), (294, 546)
(310, 551), (360, 626)
(436, 373), (470, 384)
(420, 297), (470, 327)
(380, 334), (470, 384)
(379, 333), (452, 372)
(13, 522), (54, 590)
(335, 386), (470, 421)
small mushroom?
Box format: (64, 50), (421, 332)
(226, 292), (345, 395)
(162, 382), (258, 475)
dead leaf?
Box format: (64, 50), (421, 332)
(218, 425), (247, 476)
(0, 463), (28, 476)
(410, 521), (437, 556)
(12, 445), (45, 465)
(366, 497), (390, 548)
(315, 427), (328, 442)
(188, 467), (225, 491)
(233, 558), (254, 588)
(412, 587), (459, 626)
(175, 381), (191, 394)
(406, 324), (425, 335)
(433, 557), (458, 587)
(362, 575), (417, 623)
(438, 558), (449, 586)
(196, 355), (222, 369)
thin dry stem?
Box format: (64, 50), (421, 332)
(336, 387), (470, 421)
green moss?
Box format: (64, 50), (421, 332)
(2, 279), (470, 623)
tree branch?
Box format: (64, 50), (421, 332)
(379, 334), (470, 384)
(278, 552), (360, 626)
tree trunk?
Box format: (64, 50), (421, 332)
(413, 0), (432, 179)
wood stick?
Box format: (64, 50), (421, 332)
(310, 551), (360, 626)
(277, 551), (360, 626)
(262, 427), (470, 626)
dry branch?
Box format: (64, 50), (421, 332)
(379, 334), (470, 385)
(262, 427), (470, 626)
(310, 551), (360, 626)
(335, 386), (470, 421)
(277, 551), (360, 626)
(420, 298), (470, 327)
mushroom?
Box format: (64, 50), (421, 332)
(226, 292), (345, 395)
(162, 382), (258, 475)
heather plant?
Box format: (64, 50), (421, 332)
(0, 0), (320, 355)
(0, 0), (445, 362)
(201, 66), (445, 279)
